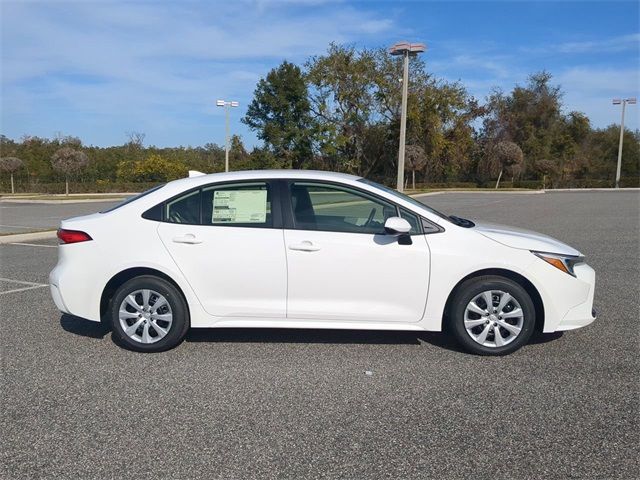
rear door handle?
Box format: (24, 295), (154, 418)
(288, 241), (320, 252)
(172, 233), (203, 245)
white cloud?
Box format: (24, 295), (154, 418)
(556, 33), (640, 54)
(555, 66), (640, 129)
(0, 0), (395, 146)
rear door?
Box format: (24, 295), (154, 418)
(283, 181), (430, 323)
(156, 180), (287, 318)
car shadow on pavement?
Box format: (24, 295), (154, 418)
(529, 331), (564, 344)
(60, 314), (111, 339)
(59, 314), (564, 352)
(186, 328), (466, 352)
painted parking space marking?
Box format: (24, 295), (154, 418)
(0, 277), (49, 295)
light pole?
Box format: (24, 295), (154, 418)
(216, 99), (239, 172)
(612, 97), (636, 188)
(390, 41), (426, 192)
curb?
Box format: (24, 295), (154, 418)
(411, 190), (545, 197)
(0, 198), (126, 204)
(0, 230), (57, 244)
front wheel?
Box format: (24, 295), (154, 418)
(110, 275), (190, 352)
(449, 276), (536, 356)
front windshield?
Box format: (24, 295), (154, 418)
(357, 178), (452, 222)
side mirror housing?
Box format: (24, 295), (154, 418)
(384, 217), (412, 235)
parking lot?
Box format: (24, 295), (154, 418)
(0, 200), (118, 235)
(1, 190), (638, 479)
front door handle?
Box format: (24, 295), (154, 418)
(288, 241), (320, 252)
(172, 233), (203, 245)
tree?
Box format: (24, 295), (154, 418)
(305, 43), (377, 174)
(481, 141), (524, 188)
(51, 147), (89, 195)
(404, 145), (427, 189)
(117, 154), (187, 183)
(481, 72), (566, 178)
(243, 61), (314, 168)
(229, 135), (250, 170)
(0, 157), (24, 193)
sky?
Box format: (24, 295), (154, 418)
(1, 0), (639, 148)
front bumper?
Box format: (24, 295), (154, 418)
(545, 262), (597, 332)
(525, 255), (597, 333)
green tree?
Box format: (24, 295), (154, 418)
(404, 145), (427, 189)
(481, 141), (524, 187)
(305, 43), (378, 174)
(0, 156), (24, 193)
(243, 61), (314, 168)
(51, 147), (89, 195)
(117, 154), (187, 183)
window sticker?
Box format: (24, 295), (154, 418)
(212, 189), (267, 223)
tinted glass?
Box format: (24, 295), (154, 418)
(165, 190), (200, 224)
(399, 207), (422, 234)
(290, 182), (397, 234)
(202, 182), (272, 227)
(357, 178), (451, 222)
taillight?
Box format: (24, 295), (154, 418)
(57, 229), (93, 244)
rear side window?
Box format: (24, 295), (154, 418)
(158, 182), (274, 227)
(202, 182), (272, 227)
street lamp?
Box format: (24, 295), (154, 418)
(216, 99), (239, 172)
(612, 97), (636, 188)
(390, 41), (426, 192)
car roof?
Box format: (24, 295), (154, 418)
(171, 169), (362, 187)
(109, 168), (452, 228)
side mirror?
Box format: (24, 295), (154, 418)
(384, 217), (411, 235)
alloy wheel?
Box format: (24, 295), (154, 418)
(118, 289), (173, 344)
(464, 289), (524, 348)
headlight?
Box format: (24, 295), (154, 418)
(532, 251), (585, 277)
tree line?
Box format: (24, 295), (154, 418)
(1, 43), (638, 193)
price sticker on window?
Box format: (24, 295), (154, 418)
(212, 190), (267, 223)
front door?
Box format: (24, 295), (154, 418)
(283, 181), (430, 323)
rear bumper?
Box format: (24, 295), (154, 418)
(50, 282), (69, 314)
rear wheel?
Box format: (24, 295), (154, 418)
(111, 275), (189, 352)
(449, 276), (535, 356)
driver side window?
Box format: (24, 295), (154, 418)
(289, 182), (397, 234)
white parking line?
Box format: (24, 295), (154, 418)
(0, 284), (49, 295)
(8, 242), (57, 248)
(0, 277), (50, 295)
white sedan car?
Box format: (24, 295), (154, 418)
(50, 170), (596, 355)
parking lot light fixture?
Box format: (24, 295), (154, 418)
(612, 97), (636, 188)
(216, 99), (240, 172)
(390, 42), (426, 192)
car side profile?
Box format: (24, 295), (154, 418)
(50, 170), (596, 355)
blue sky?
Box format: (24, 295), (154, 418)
(1, 0), (639, 148)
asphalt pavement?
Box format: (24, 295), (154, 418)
(1, 190), (638, 479)
(0, 201), (118, 234)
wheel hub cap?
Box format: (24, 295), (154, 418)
(463, 289), (524, 348)
(118, 289), (173, 344)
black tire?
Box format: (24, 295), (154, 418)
(449, 275), (535, 356)
(110, 275), (190, 353)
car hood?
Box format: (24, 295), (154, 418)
(473, 221), (582, 257)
